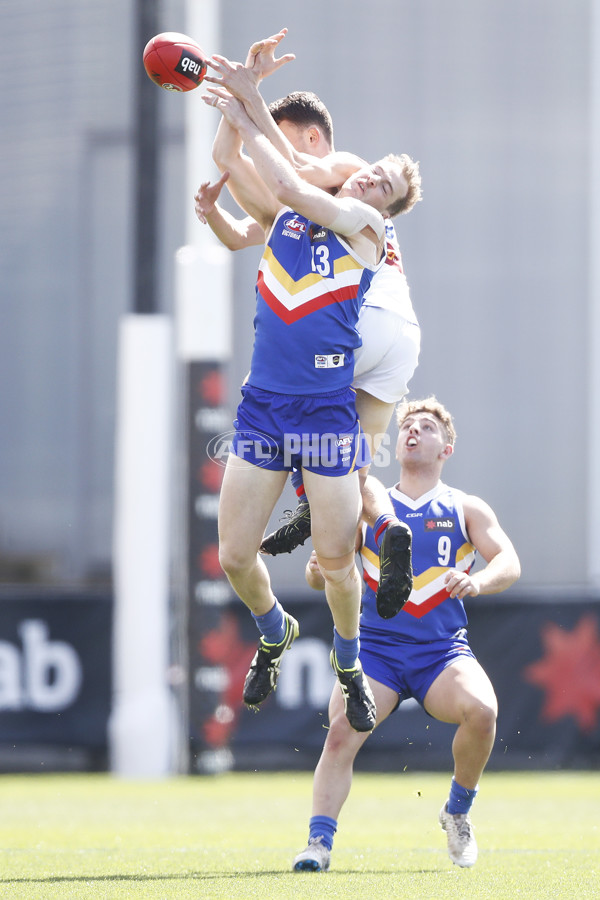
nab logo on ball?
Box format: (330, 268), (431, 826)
(175, 53), (206, 84)
(143, 32), (208, 93)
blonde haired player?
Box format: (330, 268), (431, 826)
(294, 397), (521, 871)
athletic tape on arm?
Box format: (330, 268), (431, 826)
(330, 198), (385, 238)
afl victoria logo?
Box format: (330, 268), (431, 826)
(283, 217), (306, 233)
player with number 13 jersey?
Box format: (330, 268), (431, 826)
(249, 206), (382, 395)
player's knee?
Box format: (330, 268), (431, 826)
(324, 708), (363, 756)
(317, 556), (357, 586)
(465, 697), (497, 737)
(218, 542), (253, 578)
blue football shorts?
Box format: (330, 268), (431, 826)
(359, 626), (477, 711)
(231, 384), (371, 476)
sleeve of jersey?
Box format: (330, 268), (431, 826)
(330, 197), (385, 238)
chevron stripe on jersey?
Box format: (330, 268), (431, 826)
(361, 539), (476, 619)
(257, 239), (366, 324)
(359, 483), (477, 641)
(249, 207), (382, 395)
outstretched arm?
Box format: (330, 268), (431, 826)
(204, 87), (384, 253)
(208, 30), (296, 231)
(194, 171), (264, 250)
(209, 58), (366, 196)
(208, 33), (366, 192)
(220, 28), (297, 166)
(295, 151), (367, 190)
(210, 114), (278, 231)
(444, 496), (521, 600)
(207, 53), (299, 170)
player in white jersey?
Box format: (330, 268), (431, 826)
(292, 397), (521, 872)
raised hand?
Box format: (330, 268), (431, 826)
(204, 54), (257, 103)
(202, 85), (249, 129)
(244, 27), (296, 82)
(194, 171), (230, 224)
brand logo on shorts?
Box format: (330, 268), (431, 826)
(424, 516), (456, 532)
(206, 429), (280, 468)
(315, 354), (345, 369)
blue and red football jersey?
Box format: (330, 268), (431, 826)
(248, 207), (381, 394)
(360, 482), (477, 641)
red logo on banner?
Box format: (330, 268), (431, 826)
(197, 370), (226, 406)
(523, 614), (600, 733)
(198, 543), (222, 578)
(200, 613), (256, 747)
(197, 459), (224, 492)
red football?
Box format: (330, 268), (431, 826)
(143, 32), (208, 92)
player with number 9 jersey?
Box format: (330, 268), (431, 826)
(360, 483), (477, 641)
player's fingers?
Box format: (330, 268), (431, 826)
(258, 34), (283, 46)
(272, 53), (296, 69)
(201, 92), (224, 109)
(209, 53), (230, 66)
(445, 574), (460, 595)
(204, 85), (230, 99)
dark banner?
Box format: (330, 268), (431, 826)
(0, 590), (111, 765)
(185, 360), (238, 774)
(189, 594), (600, 772)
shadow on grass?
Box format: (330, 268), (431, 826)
(2, 868), (442, 884)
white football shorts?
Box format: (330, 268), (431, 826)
(353, 306), (421, 403)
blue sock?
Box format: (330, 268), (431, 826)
(373, 513), (398, 548)
(447, 777), (478, 815)
(333, 628), (359, 670)
(290, 467), (307, 501)
(251, 599), (286, 645)
(308, 815), (337, 851)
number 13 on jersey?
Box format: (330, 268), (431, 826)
(311, 244), (331, 276)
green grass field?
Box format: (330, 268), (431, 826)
(0, 770), (597, 899)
